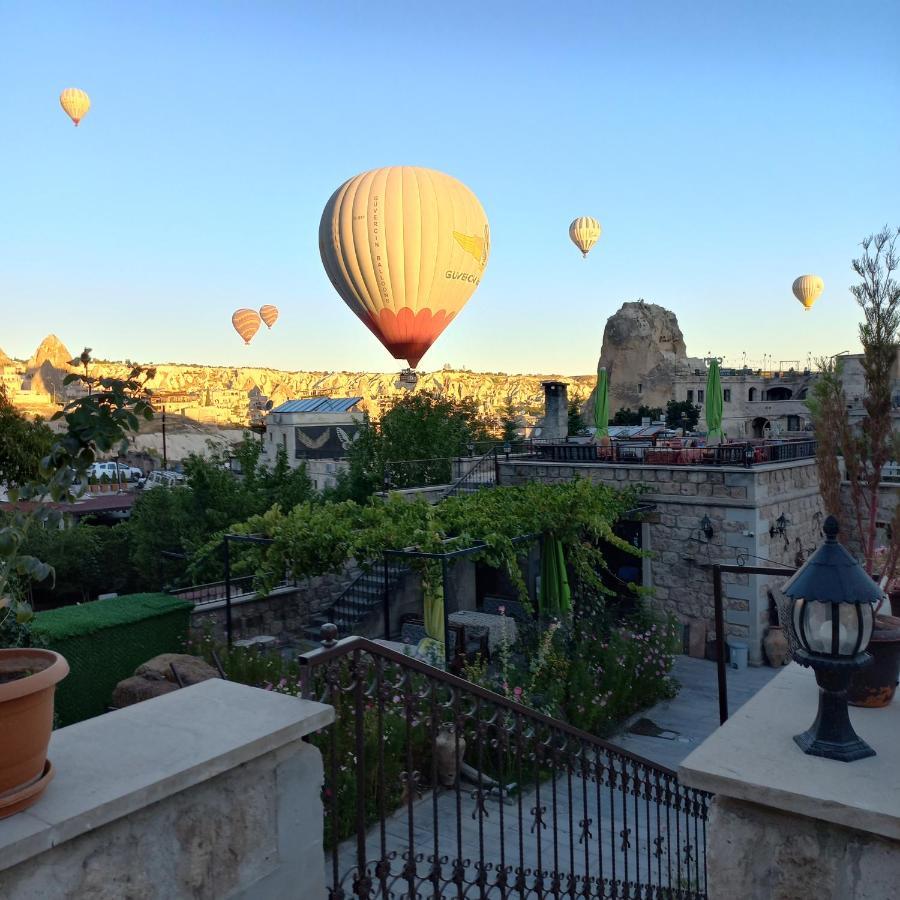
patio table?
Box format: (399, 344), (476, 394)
(449, 610), (518, 652)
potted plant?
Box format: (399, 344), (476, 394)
(0, 350), (156, 817)
(88, 474), (99, 494)
(808, 227), (900, 707)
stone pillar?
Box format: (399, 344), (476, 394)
(541, 381), (568, 441)
(680, 664), (900, 899)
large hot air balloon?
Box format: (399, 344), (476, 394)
(792, 275), (824, 311)
(232, 309), (261, 345)
(569, 217), (602, 258)
(319, 166), (490, 369)
(259, 305), (279, 329)
(60, 88), (90, 126)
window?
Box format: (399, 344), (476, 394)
(282, 433), (287, 452)
(723, 389), (731, 402)
(787, 415), (800, 431)
(637, 383), (643, 394)
(687, 390), (694, 403)
(698, 389), (705, 403)
(748, 387), (756, 401)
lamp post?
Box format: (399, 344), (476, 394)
(782, 516), (879, 761)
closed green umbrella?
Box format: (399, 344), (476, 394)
(705, 358), (724, 443)
(593, 365), (609, 439)
(540, 535), (571, 616)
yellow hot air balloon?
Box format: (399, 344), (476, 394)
(792, 275), (824, 311)
(319, 166), (490, 369)
(259, 305), (279, 329)
(569, 216), (602, 258)
(60, 88), (91, 126)
(232, 309), (261, 345)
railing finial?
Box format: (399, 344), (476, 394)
(320, 622), (338, 647)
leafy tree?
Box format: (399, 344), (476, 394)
(0, 388), (54, 488)
(612, 405), (663, 426)
(808, 226), (900, 578)
(567, 398), (588, 436)
(665, 400), (701, 431)
(338, 391), (491, 495)
(498, 400), (521, 444)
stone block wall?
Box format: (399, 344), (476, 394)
(499, 458), (823, 664)
(190, 568), (357, 644)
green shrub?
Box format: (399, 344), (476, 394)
(34, 593), (192, 726)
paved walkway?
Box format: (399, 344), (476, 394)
(328, 655), (776, 897)
(609, 655), (779, 770)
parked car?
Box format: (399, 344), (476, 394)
(142, 470), (185, 490)
(87, 461), (143, 482)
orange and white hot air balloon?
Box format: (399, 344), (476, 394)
(569, 216), (602, 258)
(232, 309), (261, 345)
(319, 166), (490, 369)
(259, 305), (279, 329)
(792, 275), (824, 311)
(60, 88), (91, 126)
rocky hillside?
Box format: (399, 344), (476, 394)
(2, 335), (594, 431)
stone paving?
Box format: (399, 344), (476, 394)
(327, 656), (774, 896)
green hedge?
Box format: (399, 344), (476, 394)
(34, 593), (192, 726)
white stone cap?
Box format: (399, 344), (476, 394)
(679, 663), (900, 841)
(0, 678), (333, 871)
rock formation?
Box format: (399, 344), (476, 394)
(588, 301), (702, 418)
(25, 334), (73, 372)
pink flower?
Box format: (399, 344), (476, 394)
(498, 605), (506, 615)
(513, 686), (523, 699)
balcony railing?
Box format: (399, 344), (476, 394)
(300, 633), (710, 899)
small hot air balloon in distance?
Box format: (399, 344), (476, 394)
(259, 305), (279, 329)
(319, 166), (490, 369)
(60, 88), (91, 126)
(232, 309), (261, 345)
(569, 216), (602, 258)
(792, 275), (824, 311)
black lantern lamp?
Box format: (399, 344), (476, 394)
(700, 515), (714, 541)
(782, 516), (878, 762)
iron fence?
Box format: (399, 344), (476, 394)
(299, 634), (709, 899)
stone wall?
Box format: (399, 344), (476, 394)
(499, 458), (823, 663)
(190, 569), (356, 645)
(0, 680), (333, 900)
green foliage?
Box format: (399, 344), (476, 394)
(612, 405), (664, 426)
(567, 398), (588, 436)
(497, 400), (521, 444)
(0, 387), (53, 488)
(1, 352), (155, 647)
(665, 400), (701, 431)
(466, 602), (680, 736)
(224, 479), (641, 602)
(335, 391), (491, 497)
(33, 593), (191, 725)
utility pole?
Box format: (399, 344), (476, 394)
(162, 406), (168, 470)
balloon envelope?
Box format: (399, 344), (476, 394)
(60, 88), (90, 126)
(792, 275), (824, 311)
(319, 166), (490, 368)
(232, 309), (261, 344)
(259, 305), (279, 329)
(569, 217), (602, 257)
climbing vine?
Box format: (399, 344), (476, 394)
(209, 479), (644, 600)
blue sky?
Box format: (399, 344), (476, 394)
(2, 1), (898, 373)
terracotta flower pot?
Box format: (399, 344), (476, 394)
(848, 615), (900, 709)
(0, 648), (69, 818)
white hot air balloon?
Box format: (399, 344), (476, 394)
(319, 166), (490, 368)
(792, 275), (824, 311)
(569, 216), (602, 258)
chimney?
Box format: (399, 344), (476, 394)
(541, 381), (568, 441)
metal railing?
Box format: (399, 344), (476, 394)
(300, 634), (710, 899)
(444, 447), (499, 498)
(168, 573), (294, 606)
(306, 561), (411, 640)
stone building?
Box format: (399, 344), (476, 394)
(259, 397), (363, 491)
(499, 454), (823, 664)
(672, 364), (817, 438)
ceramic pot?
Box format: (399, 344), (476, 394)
(0, 648), (69, 818)
(434, 722), (466, 787)
(763, 625), (790, 667)
(848, 614), (900, 709)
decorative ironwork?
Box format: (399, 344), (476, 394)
(300, 633), (710, 898)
